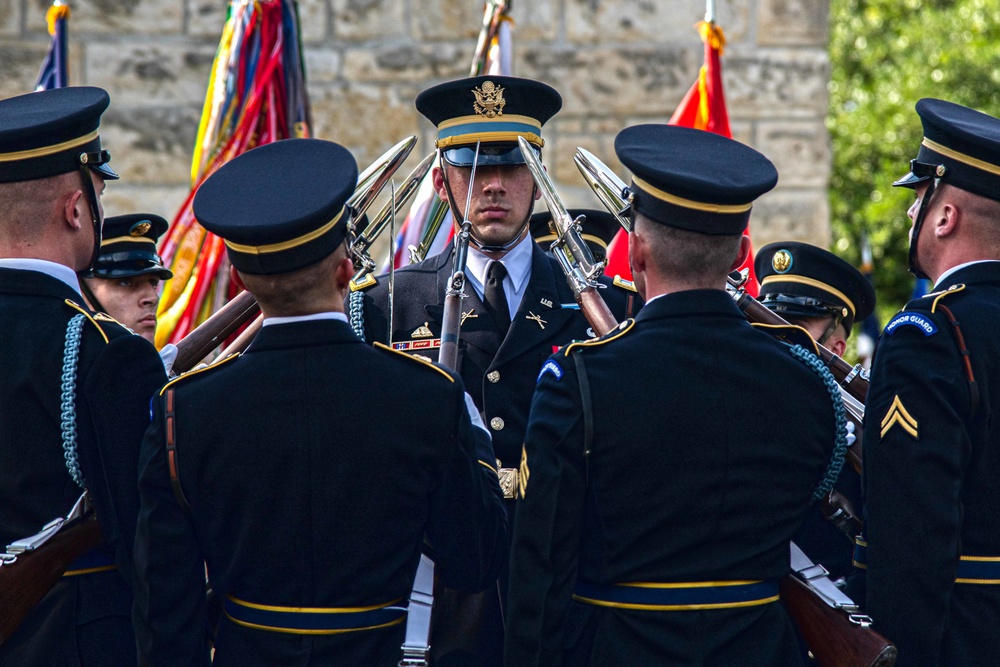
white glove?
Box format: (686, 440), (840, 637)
(465, 392), (491, 440)
(845, 420), (856, 448)
(158, 343), (178, 376)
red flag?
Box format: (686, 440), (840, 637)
(603, 20), (759, 296)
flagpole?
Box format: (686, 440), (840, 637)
(705, 0), (715, 24)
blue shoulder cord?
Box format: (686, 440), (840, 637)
(786, 344), (848, 502)
(349, 290), (365, 339)
(61, 314), (87, 488)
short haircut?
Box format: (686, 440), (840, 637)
(237, 243), (346, 317)
(635, 212), (742, 282)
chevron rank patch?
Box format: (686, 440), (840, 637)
(538, 359), (564, 382)
(518, 444), (530, 499)
(885, 312), (938, 337)
(880, 395), (919, 440)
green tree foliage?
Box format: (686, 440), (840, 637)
(829, 0), (1000, 322)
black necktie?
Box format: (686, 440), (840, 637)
(484, 260), (511, 331)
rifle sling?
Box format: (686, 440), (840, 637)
(164, 389), (192, 515)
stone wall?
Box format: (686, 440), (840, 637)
(0, 0), (831, 253)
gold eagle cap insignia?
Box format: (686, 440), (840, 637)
(772, 249), (793, 273)
(129, 221), (152, 237)
(472, 80), (506, 118)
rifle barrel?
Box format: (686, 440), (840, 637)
(172, 290), (260, 374)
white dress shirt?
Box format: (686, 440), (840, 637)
(0, 258), (81, 295)
(465, 234), (533, 319)
(934, 260), (1000, 289)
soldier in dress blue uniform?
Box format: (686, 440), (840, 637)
(81, 213), (172, 343)
(0, 87), (167, 666)
(351, 76), (639, 666)
(755, 242), (875, 580)
(860, 99), (1000, 666)
(505, 125), (846, 667)
(132, 138), (507, 667)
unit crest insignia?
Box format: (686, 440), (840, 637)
(473, 80), (505, 118)
(129, 220), (152, 237)
(772, 249), (793, 274)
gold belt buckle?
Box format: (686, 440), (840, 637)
(497, 459), (519, 499)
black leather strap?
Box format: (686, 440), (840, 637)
(572, 350), (594, 483)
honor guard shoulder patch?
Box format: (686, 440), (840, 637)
(563, 318), (636, 355)
(537, 359), (564, 383)
(880, 395), (919, 440)
(373, 341), (455, 383)
(612, 275), (637, 292)
(885, 312), (938, 337)
(159, 352), (241, 396)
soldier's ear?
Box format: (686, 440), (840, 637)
(729, 234), (751, 272)
(230, 265), (247, 292)
(431, 166), (449, 202)
(64, 187), (86, 231)
(333, 254), (354, 293)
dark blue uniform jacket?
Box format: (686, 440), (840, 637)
(863, 261), (1000, 667)
(505, 290), (838, 667)
(133, 318), (507, 667)
(0, 268), (166, 667)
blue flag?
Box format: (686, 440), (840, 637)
(35, 2), (70, 91)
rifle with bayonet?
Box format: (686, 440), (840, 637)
(0, 493), (103, 645)
(518, 138), (620, 337)
(423, 142), (491, 662)
(348, 151), (434, 291)
(169, 136), (419, 372)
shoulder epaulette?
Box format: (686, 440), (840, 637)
(159, 353), (240, 396)
(612, 275), (637, 292)
(63, 299), (108, 343)
(907, 283), (966, 314)
(563, 319), (635, 356)
(349, 273), (378, 292)
(373, 341), (455, 383)
(93, 311), (123, 325)
(750, 322), (820, 357)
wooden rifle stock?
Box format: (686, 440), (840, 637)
(576, 288), (619, 338)
(215, 313), (263, 360)
(781, 575), (897, 667)
(0, 514), (103, 645)
(171, 290), (260, 374)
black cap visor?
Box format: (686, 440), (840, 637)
(893, 159), (943, 189)
(443, 143), (539, 167)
